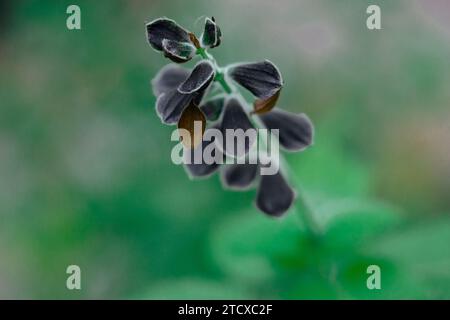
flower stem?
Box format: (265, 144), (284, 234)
(214, 72), (232, 94)
(196, 47), (209, 60)
(253, 114), (321, 238)
(279, 156), (322, 238)
(197, 49), (321, 238)
(197, 48), (232, 94)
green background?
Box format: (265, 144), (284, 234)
(1, 0), (450, 299)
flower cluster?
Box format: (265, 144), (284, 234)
(146, 17), (314, 217)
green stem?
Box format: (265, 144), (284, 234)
(214, 72), (232, 94)
(196, 47), (209, 60)
(197, 49), (321, 237)
(253, 114), (321, 238)
(279, 156), (321, 238)
(197, 48), (232, 94)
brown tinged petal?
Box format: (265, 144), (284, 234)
(184, 135), (222, 178)
(252, 89), (281, 115)
(189, 32), (201, 49)
(177, 102), (206, 149)
(259, 108), (314, 151)
(256, 171), (295, 217)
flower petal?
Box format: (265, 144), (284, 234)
(192, 84), (210, 107)
(228, 60), (283, 99)
(221, 163), (258, 190)
(259, 108), (314, 151)
(178, 61), (215, 94)
(151, 64), (190, 97)
(201, 17), (222, 48)
(188, 32), (201, 49)
(177, 102), (206, 149)
(155, 89), (192, 125)
(185, 159), (220, 178)
(199, 97), (225, 121)
(162, 39), (196, 63)
(252, 89), (281, 115)
(146, 18), (190, 51)
(184, 127), (222, 178)
(256, 171), (295, 217)
(219, 98), (256, 158)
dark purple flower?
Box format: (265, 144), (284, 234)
(228, 60), (283, 100)
(146, 18), (196, 63)
(259, 108), (314, 152)
(152, 61), (215, 124)
(146, 17), (314, 218)
(201, 17), (222, 49)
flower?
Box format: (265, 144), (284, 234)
(152, 61), (216, 149)
(146, 17), (196, 63)
(146, 17), (222, 63)
(201, 17), (222, 49)
(176, 95), (314, 217)
(228, 60), (283, 101)
(146, 17), (314, 217)
(217, 103), (314, 217)
(222, 162), (295, 217)
(217, 98), (314, 217)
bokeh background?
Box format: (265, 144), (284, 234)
(1, 0), (450, 299)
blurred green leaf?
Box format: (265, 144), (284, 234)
(210, 211), (305, 282)
(139, 278), (250, 299)
(289, 135), (370, 198)
(320, 199), (403, 249)
(3, 0), (450, 299)
(366, 217), (450, 298)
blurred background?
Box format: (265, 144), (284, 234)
(0, 0), (449, 299)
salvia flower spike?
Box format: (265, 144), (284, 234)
(146, 17), (316, 220)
